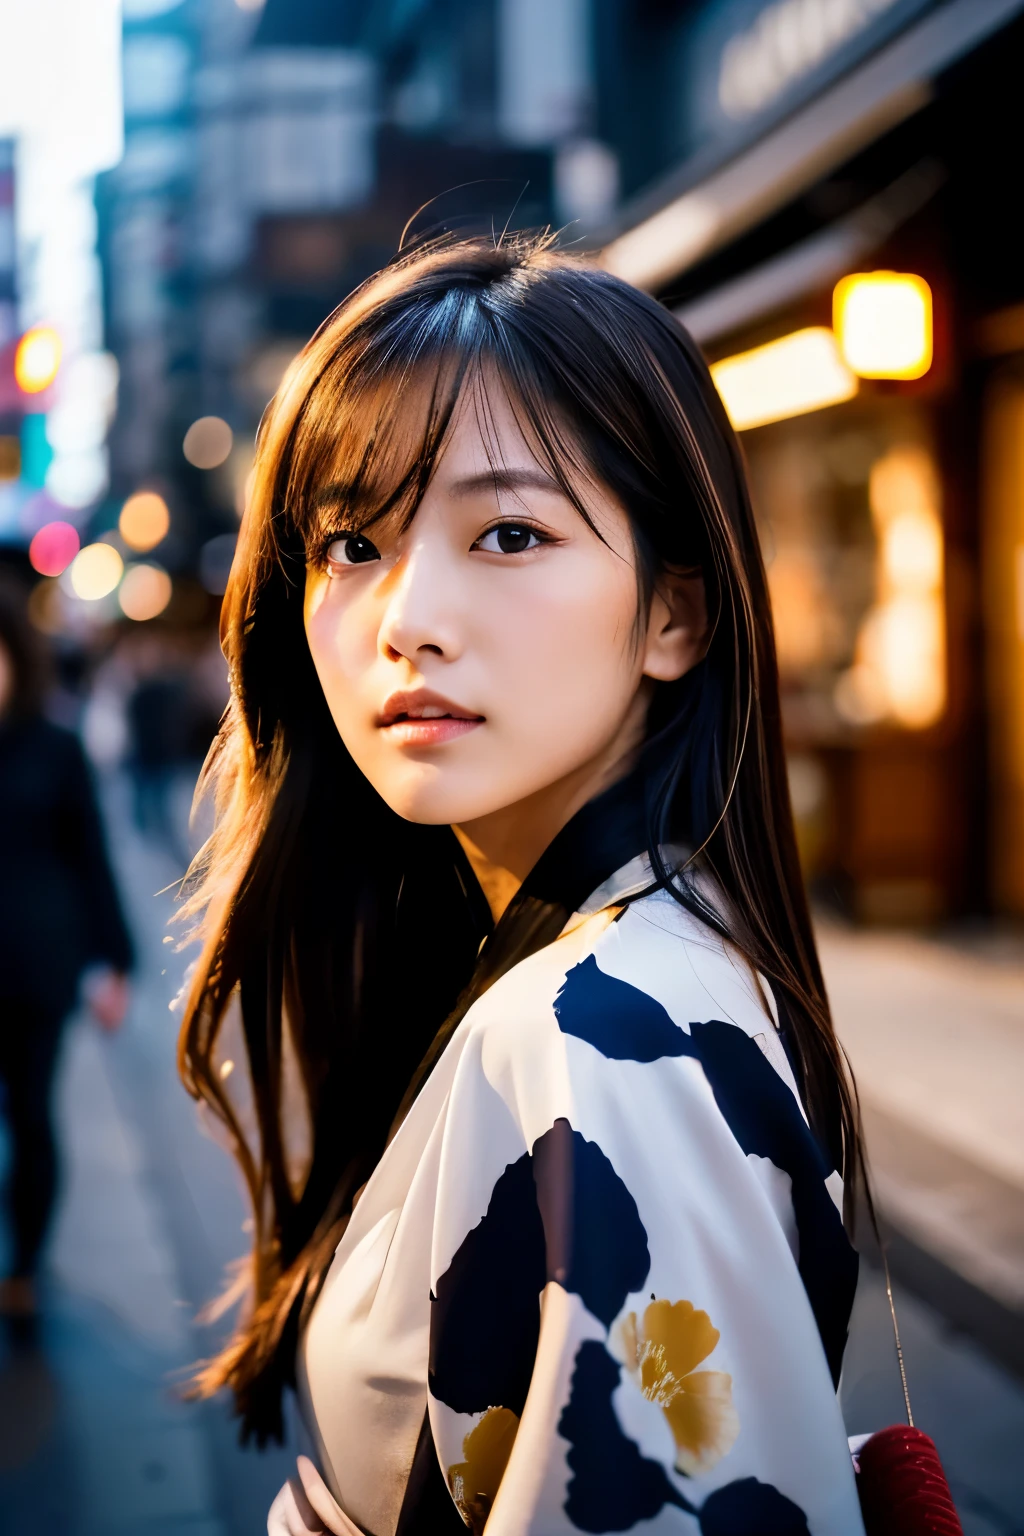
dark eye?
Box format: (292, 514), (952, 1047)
(476, 523), (542, 555)
(326, 533), (380, 566)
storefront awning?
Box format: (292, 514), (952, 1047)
(676, 159), (946, 345)
(600, 0), (1024, 294)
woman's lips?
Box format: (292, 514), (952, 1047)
(376, 690), (483, 746)
(381, 716), (482, 747)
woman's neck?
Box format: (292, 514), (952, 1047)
(452, 725), (647, 924)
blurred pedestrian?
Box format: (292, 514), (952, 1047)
(125, 635), (192, 867)
(0, 586), (134, 1321)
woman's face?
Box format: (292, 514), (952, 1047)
(304, 384), (701, 828)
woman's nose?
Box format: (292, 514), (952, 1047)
(377, 544), (463, 664)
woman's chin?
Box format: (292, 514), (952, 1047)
(378, 772), (519, 828)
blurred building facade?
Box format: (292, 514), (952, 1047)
(97, 0), (588, 568)
(91, 0), (1024, 925)
(601, 0), (1024, 925)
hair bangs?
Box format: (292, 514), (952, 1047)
(276, 262), (655, 585)
(281, 354), (470, 558)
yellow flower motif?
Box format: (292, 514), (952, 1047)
(447, 1406), (520, 1533)
(619, 1298), (739, 1477)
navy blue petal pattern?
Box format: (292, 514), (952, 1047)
(553, 958), (857, 1382)
(557, 1340), (810, 1535)
(534, 1117), (650, 1328)
(430, 1120), (649, 1416)
(558, 1341), (686, 1532)
(429, 1151), (545, 1416)
(697, 1478), (811, 1536)
(554, 955), (689, 1062)
(683, 1019), (857, 1384)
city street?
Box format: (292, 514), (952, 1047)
(3, 2), (1024, 1534)
(1, 778), (1023, 1535)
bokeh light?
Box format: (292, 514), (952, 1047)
(834, 445), (945, 730)
(29, 520), (80, 577)
(183, 415), (233, 469)
(834, 272), (933, 380)
(119, 562), (172, 621)
(14, 326), (62, 394)
(119, 490), (170, 551)
(70, 542), (124, 600)
(46, 447), (109, 510)
(711, 327), (858, 431)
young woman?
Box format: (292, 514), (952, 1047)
(179, 237), (864, 1535)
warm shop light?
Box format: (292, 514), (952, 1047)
(835, 445), (945, 730)
(14, 326), (62, 394)
(857, 594), (945, 729)
(119, 563), (172, 621)
(183, 415), (233, 469)
(29, 521), (80, 578)
(881, 506), (943, 592)
(119, 490), (170, 551)
(70, 542), (124, 600)
(833, 272), (933, 380)
(710, 327), (858, 432)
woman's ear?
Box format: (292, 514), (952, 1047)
(642, 566), (708, 682)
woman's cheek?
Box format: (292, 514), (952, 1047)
(505, 561), (640, 749)
(303, 570), (330, 643)
(304, 577), (335, 683)
(304, 576), (362, 726)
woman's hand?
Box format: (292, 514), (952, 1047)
(88, 969), (130, 1031)
(267, 1457), (363, 1536)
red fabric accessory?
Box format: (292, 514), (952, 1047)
(852, 1254), (963, 1534)
(855, 1425), (963, 1535)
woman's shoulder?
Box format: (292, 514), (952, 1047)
(460, 884), (791, 1098)
(590, 886), (778, 1039)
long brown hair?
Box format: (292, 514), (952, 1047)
(178, 234), (857, 1443)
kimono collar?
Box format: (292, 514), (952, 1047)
(395, 768), (658, 1124)
(573, 852), (664, 917)
(514, 765), (652, 917)
(460, 766), (661, 1000)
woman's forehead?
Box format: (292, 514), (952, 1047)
(300, 360), (581, 533)
(431, 378), (562, 485)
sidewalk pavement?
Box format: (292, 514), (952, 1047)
(1, 1018), (226, 1535)
(816, 920), (1024, 1535)
(819, 922), (1024, 1335)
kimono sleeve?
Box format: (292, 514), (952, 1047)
(425, 923), (864, 1536)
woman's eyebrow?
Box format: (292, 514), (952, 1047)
(448, 467), (564, 499)
(310, 482), (351, 513)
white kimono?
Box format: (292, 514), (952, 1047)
(299, 858), (864, 1536)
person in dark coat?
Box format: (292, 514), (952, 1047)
(0, 587), (134, 1318)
